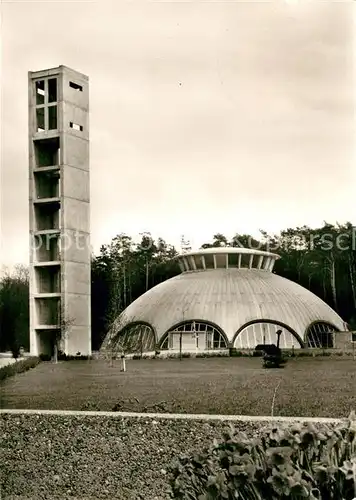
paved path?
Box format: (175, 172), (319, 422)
(0, 408), (344, 423)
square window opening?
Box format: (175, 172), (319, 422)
(34, 234), (60, 262)
(35, 267), (60, 294)
(34, 137), (60, 167)
(35, 297), (60, 325)
(34, 203), (60, 231)
(35, 171), (60, 199)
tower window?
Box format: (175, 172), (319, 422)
(48, 106), (57, 130)
(36, 108), (45, 132)
(34, 137), (60, 167)
(69, 81), (83, 92)
(36, 80), (45, 105)
(70, 122), (83, 132)
(48, 78), (57, 103)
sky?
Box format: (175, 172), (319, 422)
(0, 0), (355, 267)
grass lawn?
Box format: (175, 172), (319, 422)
(1, 357), (355, 417)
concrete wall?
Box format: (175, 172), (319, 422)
(60, 229), (90, 263)
(62, 198), (90, 233)
(60, 69), (90, 355)
(61, 166), (89, 201)
(62, 134), (89, 170)
(60, 66), (89, 112)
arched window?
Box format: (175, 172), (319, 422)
(306, 322), (336, 348)
(160, 321), (227, 351)
(234, 322), (302, 349)
(111, 323), (155, 354)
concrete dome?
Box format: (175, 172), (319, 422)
(103, 248), (346, 352)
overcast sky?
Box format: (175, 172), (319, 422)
(0, 0), (354, 267)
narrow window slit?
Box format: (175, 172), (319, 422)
(69, 122), (83, 132)
(69, 81), (83, 92)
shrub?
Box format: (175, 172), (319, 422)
(39, 353), (92, 361)
(39, 353), (51, 361)
(167, 353), (192, 359)
(10, 344), (21, 359)
(196, 351), (229, 358)
(0, 357), (40, 381)
(64, 355), (91, 361)
(169, 412), (356, 500)
(294, 351), (309, 357)
(214, 351), (229, 357)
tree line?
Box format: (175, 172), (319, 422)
(1, 222), (355, 353)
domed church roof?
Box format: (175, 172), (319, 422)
(103, 247), (346, 350)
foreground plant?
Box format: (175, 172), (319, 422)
(169, 412), (356, 499)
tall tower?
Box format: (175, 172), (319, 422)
(28, 65), (91, 356)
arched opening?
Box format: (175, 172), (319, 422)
(234, 321), (303, 349)
(110, 323), (156, 354)
(160, 321), (228, 351)
(306, 322), (337, 348)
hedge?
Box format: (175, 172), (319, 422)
(39, 353), (92, 361)
(126, 350), (355, 361)
(0, 356), (40, 381)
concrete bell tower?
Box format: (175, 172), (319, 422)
(28, 65), (91, 357)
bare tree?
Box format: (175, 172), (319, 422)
(101, 311), (141, 370)
(52, 310), (75, 363)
